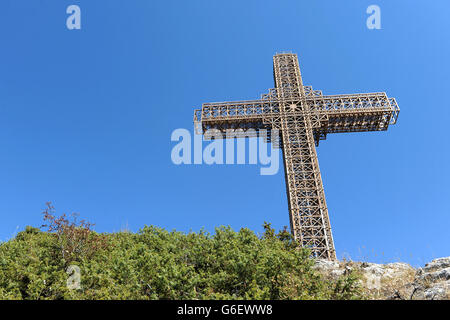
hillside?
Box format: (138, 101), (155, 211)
(0, 206), (448, 300)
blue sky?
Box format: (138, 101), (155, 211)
(0, 0), (449, 266)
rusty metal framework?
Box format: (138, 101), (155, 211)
(193, 53), (399, 260)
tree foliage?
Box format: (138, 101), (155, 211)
(0, 206), (363, 300)
(40, 202), (109, 265)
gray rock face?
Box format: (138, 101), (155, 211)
(419, 281), (450, 300)
(423, 257), (450, 272)
(413, 257), (450, 300)
(313, 256), (450, 300)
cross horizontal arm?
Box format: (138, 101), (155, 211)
(194, 91), (399, 142)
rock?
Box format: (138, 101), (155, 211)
(417, 281), (450, 300)
(417, 267), (450, 282)
(413, 257), (450, 300)
(358, 262), (415, 298)
(422, 257), (450, 272)
(312, 259), (341, 274)
(313, 256), (450, 300)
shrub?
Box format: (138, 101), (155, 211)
(40, 202), (109, 265)
(0, 205), (364, 300)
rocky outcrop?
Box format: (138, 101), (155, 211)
(313, 256), (450, 300)
(413, 257), (450, 300)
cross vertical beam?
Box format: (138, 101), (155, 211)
(274, 54), (335, 259)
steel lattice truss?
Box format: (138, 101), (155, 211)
(193, 53), (399, 260)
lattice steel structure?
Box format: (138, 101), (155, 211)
(193, 53), (399, 260)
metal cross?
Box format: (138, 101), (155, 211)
(194, 53), (399, 259)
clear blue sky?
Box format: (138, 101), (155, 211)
(0, 0), (449, 267)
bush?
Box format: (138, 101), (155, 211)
(0, 206), (364, 300)
(40, 202), (109, 265)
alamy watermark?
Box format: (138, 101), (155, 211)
(366, 5), (381, 30)
(66, 5), (81, 30)
(66, 265), (82, 290)
(171, 129), (280, 176)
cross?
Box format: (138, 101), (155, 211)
(193, 53), (399, 260)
